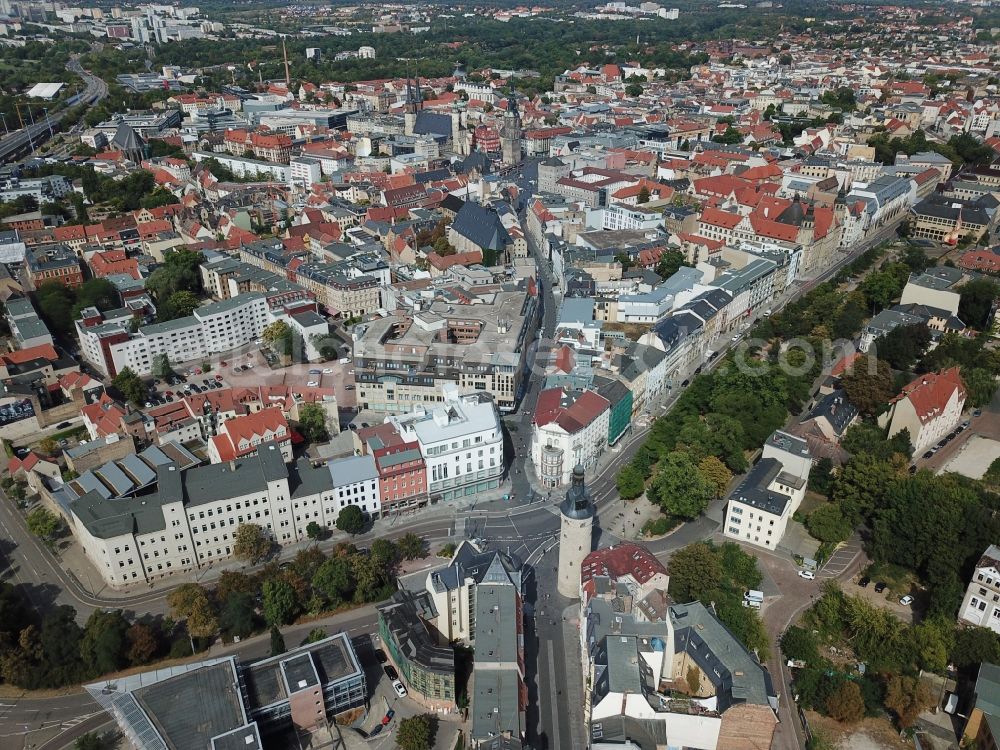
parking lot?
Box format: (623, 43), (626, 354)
(916, 406), (994, 475)
(350, 634), (461, 749)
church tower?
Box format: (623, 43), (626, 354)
(557, 465), (595, 599)
(404, 76), (421, 137)
(500, 85), (522, 166)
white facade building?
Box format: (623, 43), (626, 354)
(959, 545), (1000, 634)
(531, 388), (611, 488)
(723, 430), (811, 551)
(388, 386), (504, 503)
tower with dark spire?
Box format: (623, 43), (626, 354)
(500, 83), (522, 166)
(403, 74), (422, 136)
(557, 465), (595, 598)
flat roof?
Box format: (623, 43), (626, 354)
(134, 660), (247, 750)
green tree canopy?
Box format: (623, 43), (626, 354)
(297, 403), (330, 443)
(336, 505), (365, 535)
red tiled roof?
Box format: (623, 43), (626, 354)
(533, 388), (609, 433)
(1, 343), (59, 364)
(580, 543), (668, 586)
(891, 367), (966, 425)
(699, 207), (742, 230)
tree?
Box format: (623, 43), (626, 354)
(297, 403), (330, 443)
(262, 320), (292, 346)
(806, 503), (853, 544)
(713, 126), (743, 145)
(151, 353), (172, 379)
(158, 290), (200, 321)
(396, 714), (433, 750)
(38, 437), (58, 456)
(625, 83), (643, 97)
(233, 523), (271, 563)
(26, 507), (60, 541)
(35, 281), (76, 336)
(841, 358), (895, 416)
(166, 583), (218, 639)
(397, 532), (427, 560)
(860, 267), (906, 311)
(636, 186), (650, 204)
(75, 733), (112, 750)
(697, 455), (732, 498)
(655, 249), (686, 280)
(780, 625), (820, 664)
(112, 366), (146, 406)
(219, 592), (255, 640)
(667, 542), (723, 603)
(145, 248), (203, 301)
(616, 464), (645, 500)
(312, 556), (354, 605)
(885, 675), (934, 728)
(269, 625), (286, 656)
(959, 278), (999, 330)
(809, 457), (834, 497)
(962, 367), (997, 408)
(877, 323), (932, 370)
(262, 578), (299, 626)
(825, 681), (865, 723)
(649, 451), (714, 520)
(80, 609), (129, 676)
(336, 504), (365, 535)
(125, 623), (158, 665)
(306, 521), (324, 541)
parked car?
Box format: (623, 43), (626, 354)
(874, 582), (887, 593)
(56, 421), (73, 429)
(308, 369), (322, 375)
(922, 450), (934, 459)
(322, 368), (333, 374)
(798, 569), (815, 580)
(307, 380), (319, 387)
(383, 665), (398, 681)
(899, 595), (914, 606)
(345, 385), (355, 391)
(374, 649), (388, 665)
(858, 576), (870, 587)
(392, 680), (407, 698)
(975, 409), (983, 417)
(368, 725), (383, 738)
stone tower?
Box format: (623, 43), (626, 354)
(557, 464), (595, 599)
(403, 76), (421, 137)
(500, 85), (522, 166)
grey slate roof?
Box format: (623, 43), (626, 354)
(450, 201), (512, 252)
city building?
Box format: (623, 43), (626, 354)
(723, 430), (812, 551)
(388, 387), (504, 503)
(86, 633), (366, 748)
(378, 589), (458, 711)
(62, 444), (374, 589)
(354, 288), (537, 415)
(76, 290), (323, 377)
(531, 387), (611, 488)
(207, 407), (294, 464)
(879, 367), (967, 454)
(961, 662), (1000, 749)
(958, 545), (1000, 634)
(24, 244), (84, 289)
(580, 543), (779, 750)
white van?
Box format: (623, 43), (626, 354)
(743, 589), (764, 609)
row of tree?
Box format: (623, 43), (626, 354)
(0, 531), (427, 691)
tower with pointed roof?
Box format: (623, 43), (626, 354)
(403, 76), (422, 137)
(111, 121), (147, 164)
(500, 85), (522, 166)
(557, 464), (595, 598)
